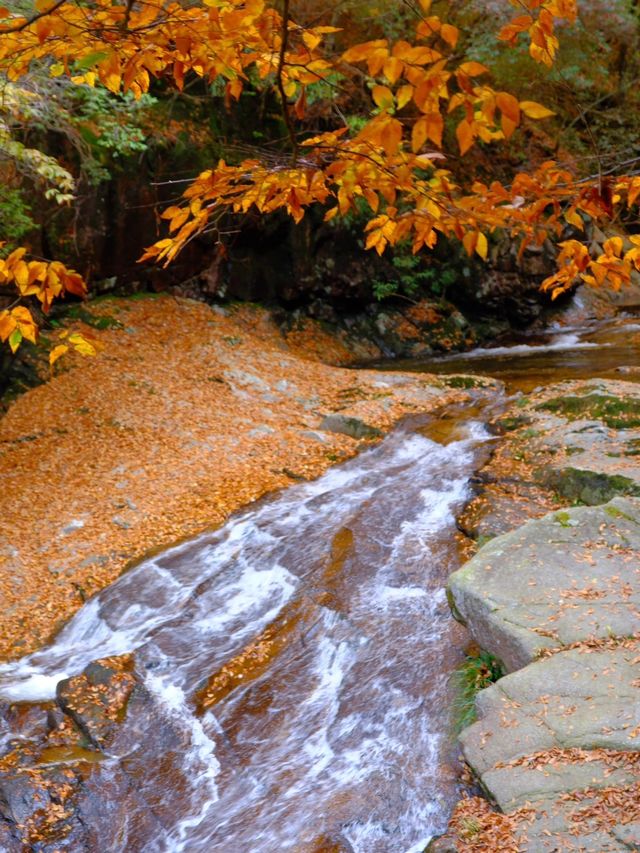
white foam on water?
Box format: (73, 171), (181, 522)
(0, 672), (66, 703)
(144, 672), (222, 851)
(440, 331), (603, 360)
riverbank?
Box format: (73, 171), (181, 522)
(0, 295), (476, 662)
(437, 378), (640, 851)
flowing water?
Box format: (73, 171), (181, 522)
(386, 315), (640, 392)
(1, 314), (639, 852)
(0, 406), (495, 852)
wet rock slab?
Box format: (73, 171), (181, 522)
(0, 655), (198, 851)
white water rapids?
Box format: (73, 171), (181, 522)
(0, 412), (493, 852)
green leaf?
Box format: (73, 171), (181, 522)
(74, 51), (109, 70)
(8, 328), (22, 353)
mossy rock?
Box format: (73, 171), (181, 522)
(492, 414), (532, 433)
(540, 466), (640, 505)
(319, 413), (383, 440)
(441, 375), (488, 390)
(536, 392), (640, 429)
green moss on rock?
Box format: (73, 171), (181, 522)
(536, 393), (640, 429)
(541, 466), (640, 505)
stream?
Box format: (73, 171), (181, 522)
(0, 314), (639, 852)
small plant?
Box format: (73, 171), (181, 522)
(372, 248), (459, 303)
(451, 649), (503, 733)
(458, 815), (482, 839)
(0, 186), (36, 251)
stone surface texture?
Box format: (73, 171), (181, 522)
(445, 378), (640, 851)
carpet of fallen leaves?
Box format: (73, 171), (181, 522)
(0, 296), (465, 662)
(449, 795), (536, 853)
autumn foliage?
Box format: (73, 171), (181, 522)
(1, 0), (639, 357)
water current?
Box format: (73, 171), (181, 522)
(1, 411), (494, 851)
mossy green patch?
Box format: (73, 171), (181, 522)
(542, 466), (640, 505)
(494, 414), (531, 432)
(536, 393), (640, 429)
(604, 505), (638, 523)
(62, 305), (123, 330)
(442, 375), (489, 390)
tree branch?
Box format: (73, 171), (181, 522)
(0, 0), (67, 35)
(275, 0), (298, 164)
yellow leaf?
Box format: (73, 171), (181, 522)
(12, 306), (37, 344)
(564, 209), (583, 230)
(462, 231), (477, 257)
(383, 56), (403, 85)
(49, 344), (69, 366)
(342, 39), (387, 64)
(13, 260), (29, 289)
(380, 116), (403, 155)
(412, 116), (428, 153)
(396, 84), (414, 110)
(68, 332), (97, 356)
(372, 85), (394, 110)
(50, 63), (65, 77)
(418, 0), (432, 12)
(0, 309), (16, 342)
(603, 236), (623, 257)
(476, 232), (488, 260)
(519, 100), (555, 119)
(420, 113), (443, 148)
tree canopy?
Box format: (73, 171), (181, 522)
(1, 0), (640, 360)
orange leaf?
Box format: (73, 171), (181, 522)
(383, 56), (404, 85)
(496, 92), (521, 125)
(440, 24), (459, 48)
(380, 116), (403, 155)
(456, 119), (474, 155)
(458, 61), (488, 77)
(49, 344), (69, 366)
(372, 85), (394, 110)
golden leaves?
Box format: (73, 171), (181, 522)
(412, 113), (443, 151)
(498, 1), (577, 66)
(520, 100), (555, 119)
(49, 343), (69, 366)
(0, 245), (87, 354)
(0, 306), (37, 352)
(456, 119), (474, 155)
(541, 234), (640, 299)
(462, 231), (488, 260)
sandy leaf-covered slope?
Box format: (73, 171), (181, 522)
(0, 296), (469, 661)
